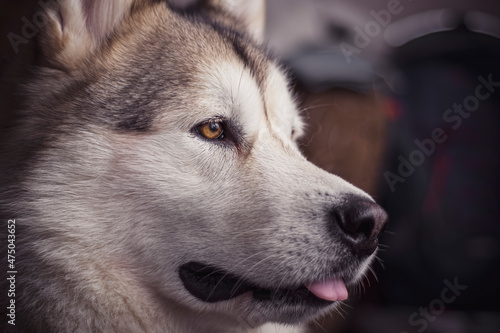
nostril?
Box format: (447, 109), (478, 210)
(355, 217), (375, 238)
(331, 197), (388, 256)
(340, 210), (375, 238)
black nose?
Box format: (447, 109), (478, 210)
(331, 197), (388, 257)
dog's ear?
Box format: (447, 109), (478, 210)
(203, 0), (266, 41)
(40, 0), (138, 69)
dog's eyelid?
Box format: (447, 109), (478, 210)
(197, 117), (225, 127)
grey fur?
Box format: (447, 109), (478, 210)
(0, 1), (381, 332)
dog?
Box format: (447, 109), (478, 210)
(0, 0), (388, 332)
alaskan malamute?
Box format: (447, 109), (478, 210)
(0, 0), (387, 332)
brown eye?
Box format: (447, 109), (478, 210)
(199, 121), (224, 140)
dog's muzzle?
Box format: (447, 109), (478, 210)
(178, 195), (388, 305)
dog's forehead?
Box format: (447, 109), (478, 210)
(85, 6), (299, 136)
(197, 59), (265, 133)
(196, 58), (298, 139)
(168, 8), (299, 137)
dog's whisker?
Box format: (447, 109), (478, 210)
(339, 303), (350, 316)
(313, 317), (328, 333)
(197, 248), (270, 286)
(374, 255), (386, 270)
(229, 254), (280, 292)
(230, 228), (278, 240)
(201, 249), (272, 301)
(228, 254), (282, 298)
(367, 266), (378, 283)
(359, 276), (366, 294)
(274, 262), (293, 292)
(298, 103), (340, 113)
(342, 302), (353, 310)
(333, 305), (346, 320)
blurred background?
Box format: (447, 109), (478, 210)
(265, 0), (500, 332)
(1, 0), (500, 332)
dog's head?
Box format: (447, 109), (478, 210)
(13, 0), (387, 329)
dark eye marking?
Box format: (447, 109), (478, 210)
(193, 117), (249, 154)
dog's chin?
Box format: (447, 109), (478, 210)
(178, 261), (358, 324)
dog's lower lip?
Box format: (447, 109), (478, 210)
(179, 262), (336, 307)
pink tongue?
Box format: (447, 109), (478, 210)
(305, 279), (348, 301)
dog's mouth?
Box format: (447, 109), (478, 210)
(179, 262), (348, 307)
